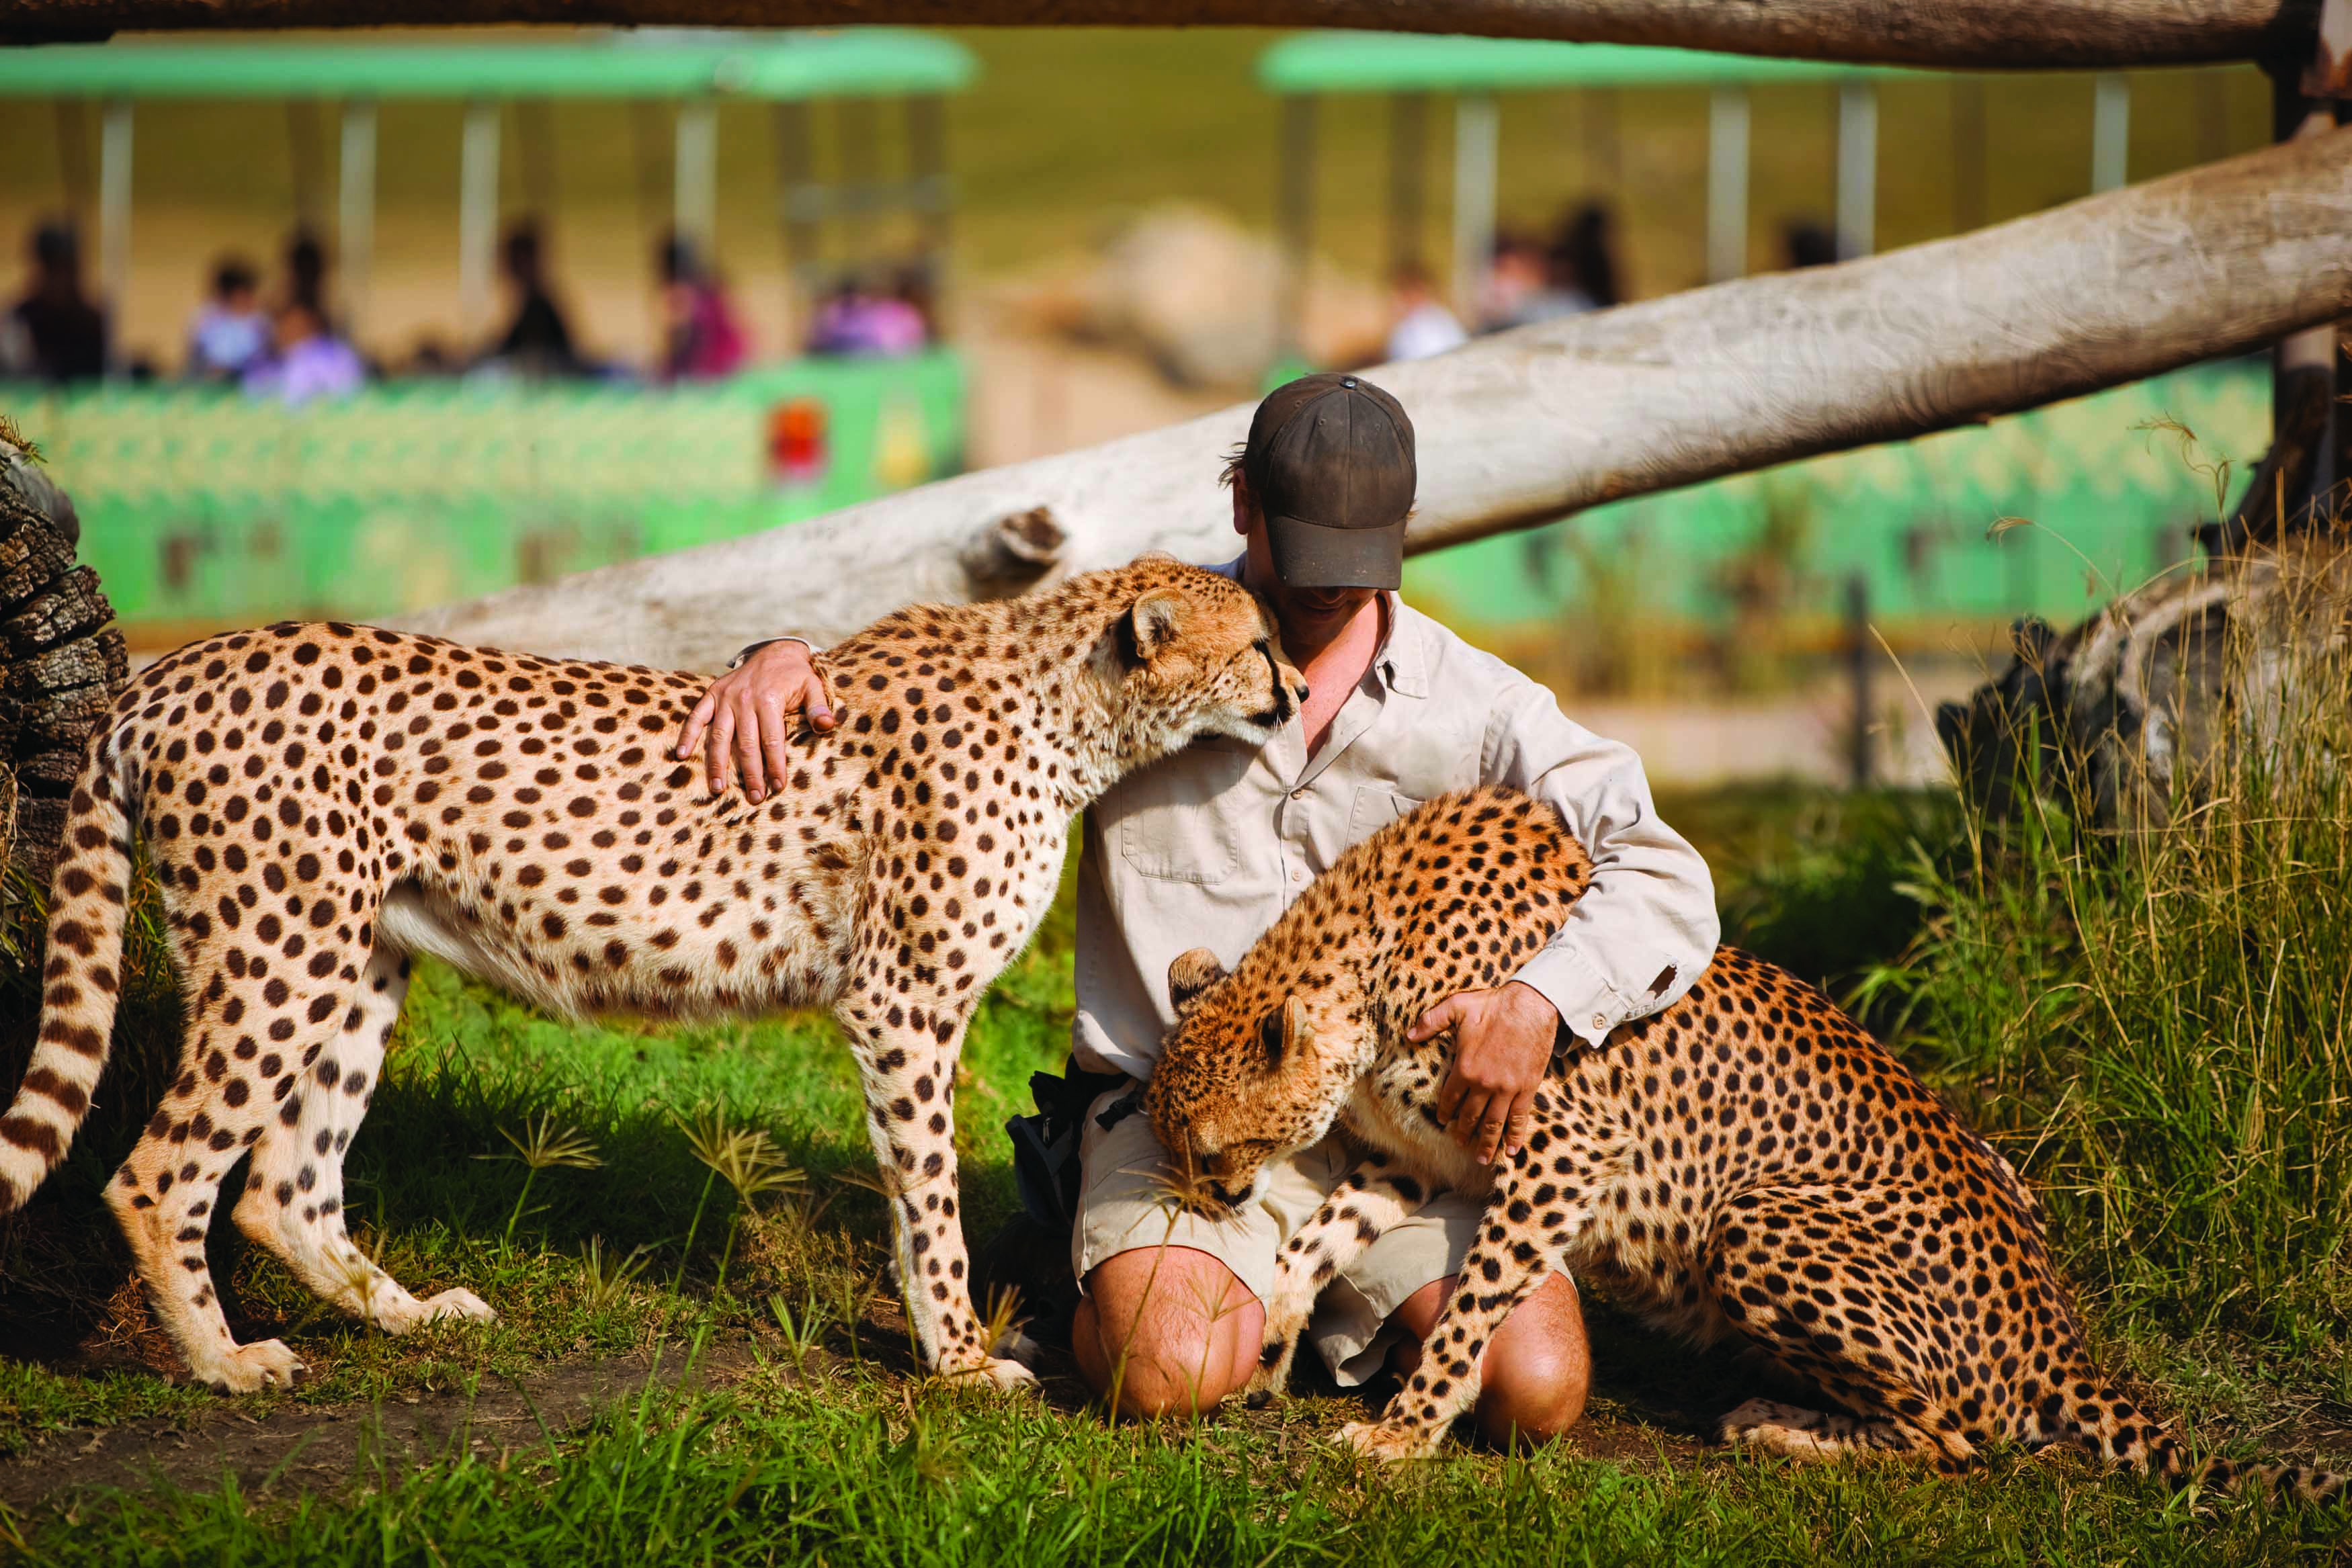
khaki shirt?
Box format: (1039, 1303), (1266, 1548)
(1073, 566), (1719, 1080)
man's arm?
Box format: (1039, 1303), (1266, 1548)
(671, 637), (838, 802)
(1419, 678), (1719, 1162)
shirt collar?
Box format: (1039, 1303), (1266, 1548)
(1207, 552), (1430, 700)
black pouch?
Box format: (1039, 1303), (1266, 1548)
(1006, 1058), (1133, 1236)
(974, 1059), (1133, 1348)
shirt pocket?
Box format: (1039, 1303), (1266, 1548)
(1345, 786), (1425, 844)
(1111, 741), (1254, 884)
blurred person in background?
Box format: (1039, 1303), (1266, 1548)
(1547, 201), (1622, 312)
(1474, 230), (1545, 334)
(242, 299), (364, 405)
(185, 255), (269, 382)
(484, 221), (585, 378)
(808, 268), (927, 357)
(2, 220), (107, 383)
(281, 230), (332, 325)
(1781, 219), (1837, 270)
(658, 232), (747, 381)
(1382, 260), (1466, 362)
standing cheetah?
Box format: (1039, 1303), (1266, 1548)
(0, 559), (1306, 1393)
(1146, 786), (2343, 1498)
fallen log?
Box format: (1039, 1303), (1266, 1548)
(407, 126), (2352, 670)
(0, 0), (2322, 70)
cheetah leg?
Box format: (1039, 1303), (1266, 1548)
(232, 943), (493, 1335)
(104, 1015), (299, 1395)
(1721, 1398), (1956, 1462)
(837, 990), (1034, 1391)
(1247, 1160), (1427, 1403)
(1339, 1143), (1573, 1461)
(1702, 1184), (1980, 1470)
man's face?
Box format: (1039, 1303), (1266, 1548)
(1232, 479), (1381, 646)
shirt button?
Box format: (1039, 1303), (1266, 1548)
(1289, 788), (1308, 801)
(1291, 867), (1308, 884)
(1591, 1013), (1608, 1031)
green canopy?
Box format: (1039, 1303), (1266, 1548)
(1258, 32), (1892, 94)
(0, 28), (976, 101)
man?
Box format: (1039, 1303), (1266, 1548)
(675, 374), (1718, 1442)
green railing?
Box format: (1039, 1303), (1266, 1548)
(5, 351), (964, 642)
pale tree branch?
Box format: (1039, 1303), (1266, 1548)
(401, 127), (2352, 669)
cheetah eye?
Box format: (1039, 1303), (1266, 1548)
(1257, 1009), (1284, 1070)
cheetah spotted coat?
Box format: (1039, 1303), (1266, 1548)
(1146, 786), (2344, 1498)
(0, 559), (1304, 1393)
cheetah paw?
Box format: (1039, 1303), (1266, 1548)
(421, 1288), (497, 1324)
(943, 1355), (1040, 1392)
(199, 1338), (306, 1395)
(1338, 1419), (1440, 1463)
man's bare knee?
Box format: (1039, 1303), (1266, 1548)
(1473, 1277), (1591, 1446)
(1074, 1246), (1263, 1418)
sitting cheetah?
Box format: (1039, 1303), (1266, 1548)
(1145, 785), (2343, 1498)
(0, 559), (1306, 1394)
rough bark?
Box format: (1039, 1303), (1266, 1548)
(0, 433), (123, 880)
(406, 127), (2352, 670)
(0, 0), (2324, 69)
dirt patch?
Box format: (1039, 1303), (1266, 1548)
(0, 1340), (761, 1514)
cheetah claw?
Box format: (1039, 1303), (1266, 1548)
(1339, 1419), (1440, 1463)
(943, 1355), (1039, 1392)
(198, 1338), (306, 1395)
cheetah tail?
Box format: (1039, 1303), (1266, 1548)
(0, 732), (135, 1213)
(2065, 1391), (2349, 1505)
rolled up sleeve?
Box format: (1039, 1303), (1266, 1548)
(1481, 679), (1719, 1047)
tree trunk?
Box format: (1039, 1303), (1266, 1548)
(405, 126), (2352, 670)
(1, 0), (2323, 69)
(0, 433), (125, 881)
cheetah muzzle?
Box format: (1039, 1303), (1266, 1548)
(1144, 785), (2346, 1502)
(0, 558), (1306, 1395)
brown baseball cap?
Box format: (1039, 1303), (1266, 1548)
(1240, 372), (1416, 590)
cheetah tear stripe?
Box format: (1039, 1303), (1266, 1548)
(0, 558), (1304, 1394)
(1146, 785), (2345, 1502)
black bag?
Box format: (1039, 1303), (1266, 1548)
(971, 1059), (1134, 1347)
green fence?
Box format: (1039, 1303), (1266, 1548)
(1403, 357), (2266, 646)
(3, 351), (965, 641)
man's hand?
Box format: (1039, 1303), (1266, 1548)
(672, 640), (837, 802)
(1414, 981), (1561, 1164)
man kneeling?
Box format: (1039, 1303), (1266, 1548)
(679, 375), (1718, 1442)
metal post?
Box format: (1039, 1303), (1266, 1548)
(907, 94), (950, 269)
(1277, 93), (1316, 361)
(2091, 73), (2132, 192)
(1845, 574), (1874, 789)
(458, 97), (500, 337)
(1951, 78), (1988, 233)
(97, 97), (131, 374)
(674, 98), (718, 257)
(1834, 81), (1877, 261)
(1451, 92), (1498, 319)
(1706, 86), (1749, 284)
(338, 99), (376, 344)
(1387, 91), (1427, 272)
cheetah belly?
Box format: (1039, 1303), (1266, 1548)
(376, 883), (571, 1015)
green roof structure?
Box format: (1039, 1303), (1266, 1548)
(0, 29), (976, 101)
(1258, 33), (1890, 94)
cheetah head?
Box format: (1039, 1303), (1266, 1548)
(1099, 566), (1309, 764)
(1142, 946), (1363, 1217)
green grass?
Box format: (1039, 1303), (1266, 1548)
(2, 782), (2349, 1561)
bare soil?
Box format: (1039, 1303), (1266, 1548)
(0, 1340), (761, 1514)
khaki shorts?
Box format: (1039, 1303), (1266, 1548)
(1070, 1085), (1486, 1387)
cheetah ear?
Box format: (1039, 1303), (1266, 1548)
(1260, 995), (1313, 1070)
(1167, 946), (1226, 1015)
(1120, 589), (1189, 666)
